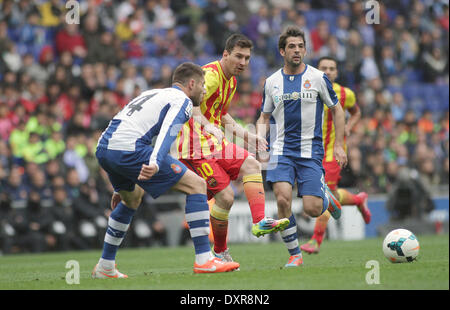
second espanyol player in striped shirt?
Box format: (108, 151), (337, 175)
(256, 26), (348, 267)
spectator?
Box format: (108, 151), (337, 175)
(345, 29), (363, 75)
(391, 92), (407, 122)
(0, 103), (13, 141)
(86, 30), (120, 65)
(72, 181), (107, 248)
(310, 20), (330, 57)
(0, 192), (16, 254)
(3, 166), (28, 209)
(55, 23), (87, 59)
(0, 20), (12, 55)
(81, 13), (103, 55)
(153, 0), (176, 30)
(63, 136), (89, 184)
(44, 130), (65, 160)
(359, 45), (380, 82)
(50, 186), (88, 251)
(28, 168), (53, 208)
(418, 110), (435, 134)
(22, 132), (50, 165)
(2, 42), (22, 72)
(422, 47), (449, 83)
(335, 14), (350, 44)
(17, 10), (45, 48)
(0, 0), (448, 254)
(318, 35), (346, 65)
(24, 191), (56, 252)
(385, 167), (435, 221)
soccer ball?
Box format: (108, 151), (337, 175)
(382, 229), (420, 263)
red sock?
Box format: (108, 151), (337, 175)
(337, 189), (362, 206)
(243, 174), (265, 224)
(312, 211), (331, 245)
(210, 204), (229, 254)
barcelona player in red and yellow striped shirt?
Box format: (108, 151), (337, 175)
(301, 56), (371, 254)
(176, 34), (289, 261)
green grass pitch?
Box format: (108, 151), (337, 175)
(0, 234), (448, 290)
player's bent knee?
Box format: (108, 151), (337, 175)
(303, 201), (323, 217)
(241, 156), (261, 175)
(119, 187), (144, 210)
(215, 186), (234, 209)
(192, 176), (207, 194)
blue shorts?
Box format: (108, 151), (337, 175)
(96, 146), (187, 199)
(265, 155), (326, 199)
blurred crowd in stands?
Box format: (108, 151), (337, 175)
(0, 0), (448, 254)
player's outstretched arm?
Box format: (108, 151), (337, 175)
(222, 113), (268, 152)
(255, 112), (271, 163)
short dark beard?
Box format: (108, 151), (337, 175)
(191, 94), (201, 107)
(286, 57), (302, 68)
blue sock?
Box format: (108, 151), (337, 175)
(280, 214), (301, 256)
(101, 202), (136, 261)
(185, 194), (211, 264)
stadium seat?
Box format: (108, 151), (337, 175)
(305, 10), (321, 29)
(7, 28), (20, 42)
(161, 56), (180, 69)
(387, 85), (401, 95)
(175, 25), (190, 38)
(196, 55), (220, 67)
(143, 41), (158, 55)
(386, 9), (399, 21)
(436, 85), (449, 111)
(402, 84), (421, 101)
(250, 55), (267, 72)
(425, 98), (442, 113)
(404, 69), (423, 83)
(320, 10), (338, 31)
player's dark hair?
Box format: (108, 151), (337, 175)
(317, 56), (338, 67)
(278, 26), (306, 50)
(172, 62), (204, 85)
(224, 33), (253, 53)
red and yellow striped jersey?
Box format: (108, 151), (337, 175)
(176, 61), (236, 159)
(323, 82), (356, 162)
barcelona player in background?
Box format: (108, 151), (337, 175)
(301, 56), (371, 254)
(176, 34), (289, 264)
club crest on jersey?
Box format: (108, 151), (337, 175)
(207, 177), (217, 187)
(303, 79), (312, 89)
(171, 163), (182, 174)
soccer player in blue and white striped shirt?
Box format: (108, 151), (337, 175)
(92, 63), (240, 278)
(256, 26), (348, 267)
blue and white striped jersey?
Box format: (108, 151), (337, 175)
(261, 64), (338, 160)
(97, 86), (193, 169)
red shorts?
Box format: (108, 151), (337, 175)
(323, 160), (342, 191)
(180, 143), (251, 200)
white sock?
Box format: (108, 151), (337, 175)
(98, 258), (115, 270)
(196, 251), (213, 265)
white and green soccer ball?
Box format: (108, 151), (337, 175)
(382, 229), (420, 263)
